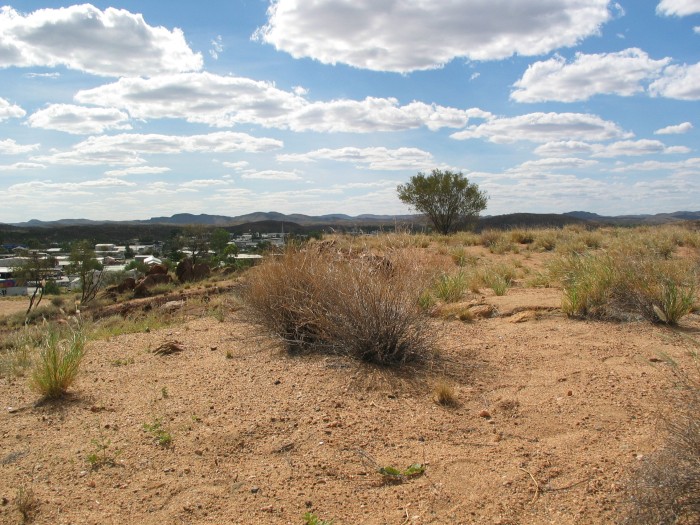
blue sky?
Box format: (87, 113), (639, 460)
(0, 0), (699, 222)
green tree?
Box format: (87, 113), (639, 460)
(13, 252), (57, 314)
(179, 225), (210, 265)
(397, 169), (488, 235)
(70, 240), (103, 305)
(210, 228), (231, 255)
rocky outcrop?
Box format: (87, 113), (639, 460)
(176, 258), (211, 283)
(133, 273), (173, 297)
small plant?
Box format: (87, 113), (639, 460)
(111, 357), (134, 367)
(378, 463), (426, 482)
(225, 350), (233, 359)
(30, 327), (85, 399)
(161, 386), (169, 399)
(303, 512), (334, 525)
(16, 485), (37, 524)
(356, 449), (426, 483)
(143, 419), (172, 447)
(433, 380), (458, 407)
(87, 426), (121, 469)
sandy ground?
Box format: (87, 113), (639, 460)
(0, 296), (30, 318)
(1, 252), (699, 524)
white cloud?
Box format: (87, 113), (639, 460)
(649, 62), (700, 100)
(534, 141), (595, 157)
(451, 112), (631, 143)
(33, 132), (283, 166)
(509, 157), (599, 173)
(181, 179), (229, 188)
(240, 170), (303, 181)
(27, 104), (132, 135)
(75, 72), (485, 132)
(209, 35), (224, 60)
(8, 178), (137, 194)
(0, 5), (202, 77)
(222, 161), (249, 170)
(656, 0), (700, 16)
(104, 166), (172, 177)
(695, 26), (700, 33)
(254, 0), (612, 73)
(277, 147), (435, 170)
(511, 49), (670, 102)
(0, 162), (45, 171)
(0, 139), (39, 155)
(655, 121), (694, 134)
(612, 157), (700, 173)
(591, 139), (690, 157)
(535, 138), (688, 157)
(0, 97), (25, 121)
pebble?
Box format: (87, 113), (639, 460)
(250, 486), (260, 494)
(479, 410), (491, 418)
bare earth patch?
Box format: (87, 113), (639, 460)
(1, 256), (699, 524)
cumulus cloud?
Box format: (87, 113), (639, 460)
(277, 147), (435, 170)
(222, 161), (249, 170)
(254, 0), (612, 73)
(591, 139), (690, 157)
(511, 49), (670, 102)
(240, 170), (303, 180)
(655, 122), (693, 134)
(508, 157), (599, 173)
(27, 104), (132, 134)
(649, 62), (700, 100)
(534, 141), (595, 157)
(0, 5), (202, 77)
(0, 162), (45, 171)
(535, 138), (688, 157)
(181, 179), (229, 188)
(612, 157), (700, 173)
(656, 0), (700, 16)
(209, 35), (224, 60)
(33, 132), (283, 166)
(104, 166), (171, 177)
(0, 97), (25, 121)
(450, 112), (631, 143)
(8, 178), (136, 194)
(75, 72), (486, 132)
(0, 139), (39, 155)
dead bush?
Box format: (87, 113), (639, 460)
(243, 248), (434, 366)
(625, 371), (700, 524)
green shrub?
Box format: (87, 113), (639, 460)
(554, 248), (697, 324)
(30, 327), (85, 399)
(432, 271), (468, 303)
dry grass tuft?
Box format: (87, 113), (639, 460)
(433, 380), (458, 407)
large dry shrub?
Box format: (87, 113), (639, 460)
(243, 248), (434, 366)
(625, 371), (700, 524)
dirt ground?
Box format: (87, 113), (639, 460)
(1, 248), (699, 524)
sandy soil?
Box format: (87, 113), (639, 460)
(1, 251), (699, 524)
(0, 296), (30, 318)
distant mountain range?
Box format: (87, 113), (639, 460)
(9, 212), (420, 228)
(7, 210), (700, 229)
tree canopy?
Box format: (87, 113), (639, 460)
(397, 169), (488, 235)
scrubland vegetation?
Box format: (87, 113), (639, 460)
(1, 222), (699, 523)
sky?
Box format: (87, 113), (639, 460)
(0, 0), (699, 222)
